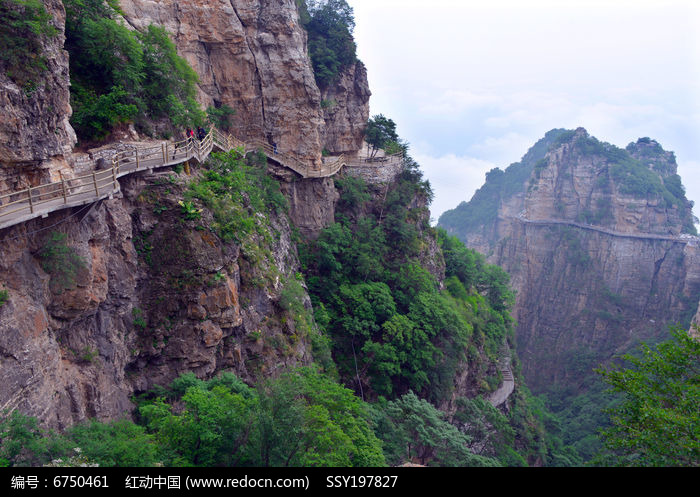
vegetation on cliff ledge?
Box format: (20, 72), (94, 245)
(64, 0), (203, 141)
(0, 0), (58, 87)
(298, 0), (357, 88)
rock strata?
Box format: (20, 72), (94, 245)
(440, 129), (700, 392)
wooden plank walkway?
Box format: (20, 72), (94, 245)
(0, 127), (404, 232)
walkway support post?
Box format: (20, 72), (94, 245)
(60, 171), (67, 204)
(28, 187), (34, 213)
(93, 172), (99, 196)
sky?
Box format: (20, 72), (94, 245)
(346, 0), (700, 223)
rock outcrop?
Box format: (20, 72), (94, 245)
(439, 128), (700, 392)
(0, 170), (312, 428)
(320, 61), (371, 155)
(0, 0), (374, 428)
(119, 0), (326, 166)
(0, 0), (76, 193)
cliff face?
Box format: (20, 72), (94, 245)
(320, 61), (371, 155)
(0, 170), (312, 428)
(118, 0), (369, 168)
(440, 128), (700, 392)
(1, 0), (370, 187)
(119, 0), (324, 165)
(0, 0), (76, 193)
(0, 0), (373, 428)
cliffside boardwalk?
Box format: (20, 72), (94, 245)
(488, 349), (515, 408)
(0, 127), (403, 232)
(502, 215), (699, 245)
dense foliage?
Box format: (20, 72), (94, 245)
(595, 327), (699, 466)
(1, 369), (384, 467)
(0, 0), (57, 86)
(365, 115), (400, 158)
(297, 0), (357, 88)
(186, 149), (288, 245)
(64, 0), (203, 141)
(373, 392), (499, 466)
(301, 164), (507, 403)
(541, 376), (618, 462)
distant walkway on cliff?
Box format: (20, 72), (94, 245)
(502, 215), (699, 245)
(0, 127), (403, 231)
(488, 351), (515, 408)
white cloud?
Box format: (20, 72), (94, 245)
(412, 151), (498, 223)
(348, 0), (700, 211)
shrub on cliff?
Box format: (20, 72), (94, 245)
(64, 0), (203, 141)
(38, 231), (87, 294)
(0, 0), (58, 87)
(298, 0), (357, 88)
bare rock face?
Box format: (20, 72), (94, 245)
(279, 176), (339, 238)
(517, 129), (693, 236)
(0, 200), (137, 428)
(0, 171), (313, 428)
(320, 61), (371, 154)
(0, 0), (76, 192)
(119, 0), (325, 167)
(440, 128), (700, 393)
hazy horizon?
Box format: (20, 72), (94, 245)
(347, 0), (700, 223)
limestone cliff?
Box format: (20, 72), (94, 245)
(319, 61), (371, 155)
(0, 169), (313, 428)
(0, 0), (371, 428)
(439, 128), (700, 392)
(0, 0), (76, 193)
(1, 0), (371, 193)
(118, 0), (323, 165)
(118, 0), (369, 168)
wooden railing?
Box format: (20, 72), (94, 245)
(0, 126), (404, 231)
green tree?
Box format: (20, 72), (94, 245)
(374, 392), (498, 467)
(364, 114), (398, 158)
(0, 410), (70, 467)
(253, 369), (385, 467)
(140, 383), (257, 466)
(64, 0), (203, 140)
(67, 419), (161, 467)
(595, 326), (700, 466)
(300, 0), (357, 88)
(138, 369), (384, 467)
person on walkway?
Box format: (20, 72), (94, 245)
(273, 142), (278, 154)
(197, 126), (206, 141)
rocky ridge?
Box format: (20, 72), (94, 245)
(440, 128), (700, 392)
